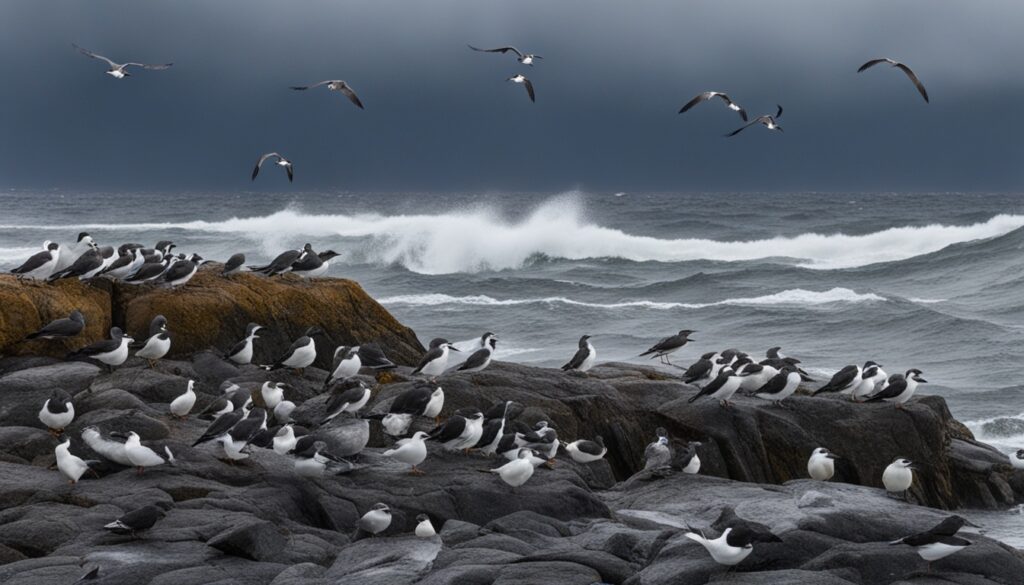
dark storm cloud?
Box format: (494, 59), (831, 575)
(1, 0), (1022, 192)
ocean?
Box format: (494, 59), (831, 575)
(2, 189), (1022, 540)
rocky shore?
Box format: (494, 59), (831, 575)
(0, 272), (1021, 585)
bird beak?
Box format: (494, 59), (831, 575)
(109, 431), (129, 440)
(826, 454), (839, 460)
(917, 377), (928, 383)
(449, 345), (461, 352)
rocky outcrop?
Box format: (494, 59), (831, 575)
(0, 271), (424, 367)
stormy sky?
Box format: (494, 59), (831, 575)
(1, 0), (1022, 193)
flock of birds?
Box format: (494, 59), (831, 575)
(11, 235), (1012, 573)
(66, 41), (933, 183)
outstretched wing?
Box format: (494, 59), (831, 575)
(252, 152), (280, 180)
(725, 120), (758, 137)
(72, 43), (117, 67)
(468, 44), (523, 58)
(123, 62), (173, 71)
(678, 92), (711, 114)
(290, 80), (333, 91)
(338, 83), (365, 109)
(523, 78), (536, 102)
(857, 58), (892, 73)
(894, 63), (929, 103)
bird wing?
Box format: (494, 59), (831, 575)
(390, 387), (432, 414)
(523, 78), (536, 102)
(682, 359), (711, 382)
(754, 372), (787, 395)
(224, 253), (244, 272)
(894, 63), (929, 103)
(678, 92), (711, 114)
(290, 80), (333, 90)
(642, 335), (681, 356)
(866, 377), (906, 401)
(857, 58), (892, 73)
(712, 93), (749, 121)
(688, 373), (726, 402)
(815, 365), (858, 394)
(338, 83), (365, 109)
(123, 62), (173, 71)
(11, 249), (53, 274)
(225, 338), (248, 358)
(193, 410), (243, 445)
(429, 416), (467, 442)
(468, 45), (523, 57)
(72, 43), (117, 67)
(725, 120), (758, 137)
(575, 440), (603, 455)
(561, 346), (588, 370)
(412, 346), (444, 374)
(285, 163), (294, 182)
(162, 260), (193, 281)
(775, 104), (784, 119)
(457, 347), (490, 371)
(252, 153), (281, 180)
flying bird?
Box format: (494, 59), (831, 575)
(468, 44), (542, 65)
(858, 58), (929, 103)
(290, 80), (365, 109)
(252, 153), (293, 183)
(725, 105), (783, 137)
(72, 43), (172, 79)
(507, 74), (535, 102)
(679, 92), (747, 121)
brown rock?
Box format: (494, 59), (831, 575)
(0, 276), (111, 357)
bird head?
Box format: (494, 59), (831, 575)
(906, 369), (927, 383)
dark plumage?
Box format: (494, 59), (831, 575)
(858, 58), (929, 103)
(358, 344), (397, 370)
(25, 310), (85, 340)
(192, 409), (245, 446)
(103, 503), (168, 535)
(222, 253), (246, 276)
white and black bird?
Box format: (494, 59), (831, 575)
(383, 431), (430, 475)
(47, 243), (103, 281)
(643, 427), (673, 470)
(163, 253), (204, 287)
(81, 426), (133, 466)
(415, 514), (436, 537)
(682, 351), (719, 385)
(264, 326), (325, 375)
(561, 335), (596, 373)
(292, 439), (355, 477)
(123, 255), (174, 285)
(725, 105), (783, 137)
(290, 249), (340, 279)
(102, 247), (145, 281)
(11, 242), (60, 281)
(68, 327), (134, 371)
(217, 408), (268, 461)
(640, 329), (696, 365)
(891, 516), (973, 569)
(124, 431), (174, 474)
(813, 362), (871, 396)
(257, 381), (286, 411)
(358, 344), (397, 370)
(55, 438), (99, 484)
(320, 378), (372, 425)
(468, 44), (543, 65)
(104, 503), (169, 536)
(352, 503), (392, 540)
(515, 420), (559, 461)
(688, 367), (742, 407)
(412, 338), (460, 380)
(858, 58), (929, 103)
(73, 43), (172, 79)
(25, 310), (85, 341)
(325, 345), (362, 387)
(506, 74), (535, 102)
(221, 253), (246, 276)
(853, 362), (888, 402)
(564, 436), (606, 464)
(225, 323), (264, 365)
(457, 332), (497, 373)
(249, 246), (306, 276)
(491, 448), (536, 487)
(679, 92), (747, 121)
(883, 457), (917, 498)
(134, 315), (170, 368)
(476, 401), (519, 456)
(684, 522), (782, 566)
(272, 424), (301, 455)
(192, 408), (247, 446)
(1011, 449), (1024, 471)
(428, 408), (485, 451)
(678, 440), (702, 474)
(807, 447), (838, 481)
(252, 152), (294, 183)
(753, 368), (803, 407)
(169, 379), (197, 419)
(290, 80), (365, 109)
(380, 384), (445, 436)
(867, 369), (927, 408)
(54, 233), (95, 272)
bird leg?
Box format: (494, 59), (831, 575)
(136, 466), (145, 475)
(147, 359), (157, 369)
(409, 466), (426, 476)
(546, 459), (556, 469)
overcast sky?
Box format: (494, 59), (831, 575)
(1, 0), (1022, 193)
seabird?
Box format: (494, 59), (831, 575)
(124, 431), (174, 474)
(260, 381), (286, 410)
(640, 329), (696, 365)
(858, 58), (929, 103)
(891, 516), (973, 569)
(679, 441), (702, 474)
(134, 315), (171, 368)
(192, 408), (247, 446)
(325, 345), (362, 388)
(104, 504), (169, 537)
(169, 379), (197, 419)
(73, 43), (172, 79)
(274, 399), (296, 423)
(564, 436), (606, 464)
(221, 253), (246, 276)
(383, 431), (430, 474)
(68, 327), (134, 371)
(11, 242), (60, 281)
(561, 335), (596, 373)
(807, 447), (838, 481)
(491, 448), (537, 487)
(356, 503), (392, 537)
(47, 243), (103, 281)
(252, 152), (293, 182)
(813, 362), (868, 396)
(725, 105), (783, 137)
(250, 246), (305, 276)
(644, 427), (673, 470)
(197, 389), (251, 421)
(24, 310), (85, 340)
(102, 248), (145, 281)
(381, 384), (445, 436)
(217, 408), (268, 460)
(293, 439), (354, 477)
(457, 332), (497, 373)
(320, 378), (371, 425)
(476, 401), (518, 456)
(684, 522), (782, 566)
(412, 338), (460, 380)
(359, 343), (398, 370)
(224, 322), (264, 365)
(682, 352), (718, 385)
(468, 44), (543, 65)
(506, 74), (535, 102)
(55, 438), (98, 484)
(1011, 449), (1024, 470)
(427, 408), (485, 451)
(853, 362), (888, 402)
(752, 368), (802, 407)
(264, 326), (325, 375)
(290, 249), (340, 279)
(515, 420), (559, 461)
(123, 255), (173, 285)
(688, 367), (742, 407)
(163, 253), (204, 287)
(54, 232), (95, 272)
(415, 514), (436, 537)
(866, 369), (927, 408)
(679, 92), (747, 121)
(272, 424), (301, 455)
(883, 457), (916, 498)
(290, 80), (365, 109)
(81, 426), (133, 466)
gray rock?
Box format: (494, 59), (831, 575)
(207, 518), (285, 562)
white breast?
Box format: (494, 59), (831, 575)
(284, 340), (317, 368)
(882, 465), (913, 491)
(136, 335), (171, 360)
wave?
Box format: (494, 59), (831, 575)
(378, 287), (885, 310)
(3, 196), (1021, 274)
(0, 246), (40, 262)
(965, 412), (1024, 451)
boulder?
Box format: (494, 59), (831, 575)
(0, 276), (111, 358)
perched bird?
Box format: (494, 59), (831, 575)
(290, 249), (340, 279)
(197, 388), (250, 421)
(47, 243), (103, 281)
(293, 440), (355, 477)
(39, 389), (75, 435)
(753, 368), (802, 407)
(53, 233), (95, 272)
(162, 253), (204, 287)
(381, 384), (445, 436)
(264, 326), (325, 375)
(506, 74), (536, 102)
(813, 362), (868, 396)
(358, 343), (398, 370)
(883, 457), (916, 498)
(224, 323), (264, 365)
(1011, 449), (1024, 470)
(564, 436), (606, 464)
(55, 438), (98, 484)
(249, 247), (304, 276)
(67, 327), (134, 371)
(476, 401), (518, 456)
(866, 369), (927, 408)
(325, 345), (362, 388)
(320, 378), (372, 425)
(640, 329), (696, 365)
(644, 427), (673, 470)
(11, 241), (61, 281)
(134, 315), (171, 368)
(221, 253), (246, 276)
(491, 448), (536, 487)
(682, 351), (718, 385)
(357, 503), (392, 537)
(561, 335), (596, 373)
(688, 367), (742, 407)
(192, 409), (247, 447)
(412, 338), (460, 380)
(81, 426), (133, 466)
(252, 152), (294, 182)
(383, 431), (430, 474)
(124, 431), (174, 474)
(428, 408), (485, 451)
(260, 381), (287, 410)
(102, 247), (144, 280)
(725, 105), (783, 137)
(123, 255), (173, 285)
(290, 80), (364, 109)
(853, 362), (888, 402)
(807, 447), (838, 481)
(457, 332), (497, 373)
(216, 408), (268, 460)
(103, 503), (169, 536)
(684, 522), (782, 566)
(891, 516), (973, 569)
(272, 424), (300, 455)
(72, 43), (172, 79)
(415, 514), (436, 537)
(25, 310), (85, 340)
(468, 44), (543, 65)
(678, 440), (702, 474)
(858, 58), (929, 103)
(169, 379), (197, 419)
(679, 92), (747, 121)
(515, 420), (559, 461)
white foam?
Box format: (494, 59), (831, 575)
(0, 246), (40, 262)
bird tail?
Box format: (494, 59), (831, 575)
(23, 332), (41, 340)
(687, 394), (701, 404)
(639, 350), (654, 357)
(888, 537), (905, 545)
(164, 446), (176, 465)
(811, 384), (835, 396)
(684, 529), (708, 545)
